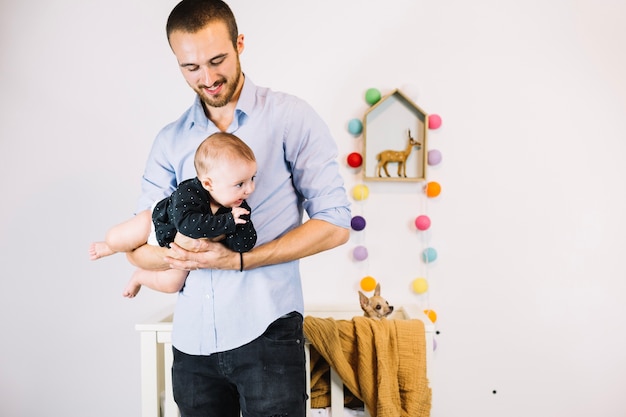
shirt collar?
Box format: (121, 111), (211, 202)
(185, 75), (255, 132)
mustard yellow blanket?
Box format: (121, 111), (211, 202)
(303, 316), (431, 417)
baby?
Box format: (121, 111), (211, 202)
(90, 132), (257, 297)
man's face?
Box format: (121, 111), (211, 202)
(169, 22), (244, 108)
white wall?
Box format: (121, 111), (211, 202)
(1, 1), (625, 416)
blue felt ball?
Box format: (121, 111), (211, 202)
(348, 118), (363, 135)
(422, 247), (438, 263)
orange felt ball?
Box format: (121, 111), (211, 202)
(360, 276), (377, 292)
(424, 309), (437, 323)
(425, 181), (441, 198)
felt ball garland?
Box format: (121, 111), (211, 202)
(345, 86), (445, 350)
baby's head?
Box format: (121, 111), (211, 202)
(195, 132), (257, 208)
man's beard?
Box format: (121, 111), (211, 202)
(197, 62), (242, 108)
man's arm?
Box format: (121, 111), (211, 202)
(164, 219), (349, 271)
(126, 244), (171, 271)
(126, 231), (223, 271)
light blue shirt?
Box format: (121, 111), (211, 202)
(137, 76), (351, 355)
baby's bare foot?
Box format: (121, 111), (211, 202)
(89, 241), (114, 260)
(123, 281), (142, 298)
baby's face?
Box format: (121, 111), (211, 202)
(202, 159), (256, 208)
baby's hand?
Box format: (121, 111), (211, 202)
(231, 206), (250, 225)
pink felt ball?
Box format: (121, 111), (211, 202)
(415, 215), (431, 231)
(347, 152), (363, 168)
(428, 114), (442, 129)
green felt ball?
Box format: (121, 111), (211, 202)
(365, 88), (381, 105)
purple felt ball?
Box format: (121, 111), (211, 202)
(353, 245), (368, 261)
(351, 215), (366, 231)
(428, 149), (442, 166)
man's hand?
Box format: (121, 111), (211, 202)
(165, 240), (238, 271)
(174, 233), (217, 252)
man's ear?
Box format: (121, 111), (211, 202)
(237, 33), (245, 55)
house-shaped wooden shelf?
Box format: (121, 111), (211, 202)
(363, 89), (428, 182)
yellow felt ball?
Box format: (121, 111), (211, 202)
(424, 309), (437, 323)
(412, 278), (429, 294)
(352, 184), (370, 201)
(360, 276), (377, 292)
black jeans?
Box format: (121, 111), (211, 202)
(172, 312), (307, 417)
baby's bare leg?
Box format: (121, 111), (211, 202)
(106, 210), (153, 253)
(123, 268), (189, 298)
(91, 210), (153, 261)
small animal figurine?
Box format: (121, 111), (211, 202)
(375, 129), (421, 178)
(359, 283), (394, 319)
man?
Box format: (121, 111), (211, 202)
(127, 1), (351, 416)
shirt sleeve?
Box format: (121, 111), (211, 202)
(283, 99), (352, 229)
(136, 130), (179, 213)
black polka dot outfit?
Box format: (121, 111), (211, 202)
(152, 177), (257, 253)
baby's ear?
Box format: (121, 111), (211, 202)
(201, 178), (213, 191)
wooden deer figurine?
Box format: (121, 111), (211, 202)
(375, 130), (421, 178)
